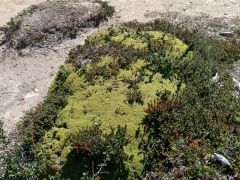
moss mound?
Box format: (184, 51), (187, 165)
(10, 21), (240, 179)
(37, 27), (189, 177)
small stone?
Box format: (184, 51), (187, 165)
(19, 48), (30, 56)
(214, 153), (231, 167)
(219, 31), (233, 37)
(211, 73), (219, 83)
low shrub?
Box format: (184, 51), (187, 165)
(139, 72), (240, 179)
(60, 124), (130, 179)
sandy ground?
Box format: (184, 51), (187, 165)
(0, 0), (45, 27)
(0, 29), (100, 133)
(106, 0), (240, 22)
(0, 0), (240, 133)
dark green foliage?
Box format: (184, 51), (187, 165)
(52, 66), (72, 95)
(0, 121), (7, 178)
(20, 94), (68, 149)
(68, 41), (144, 83)
(3, 147), (44, 180)
(124, 78), (144, 105)
(69, 34), (181, 84)
(133, 20), (240, 179)
(126, 20), (240, 64)
(140, 81), (240, 178)
(61, 124), (130, 179)
(126, 89), (144, 105)
(0, 121), (45, 180)
(0, 121), (6, 147)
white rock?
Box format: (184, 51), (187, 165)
(219, 32), (233, 37)
(233, 77), (240, 88)
(211, 73), (220, 83)
(214, 153), (231, 167)
(24, 91), (39, 100)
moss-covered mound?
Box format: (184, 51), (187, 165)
(8, 21), (240, 179)
(39, 27), (189, 177)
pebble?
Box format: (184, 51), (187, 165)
(219, 31), (233, 37)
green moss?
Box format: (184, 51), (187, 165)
(147, 31), (188, 58)
(41, 64), (177, 174)
(85, 29), (109, 46)
(122, 37), (148, 49)
(38, 27), (189, 177)
(40, 127), (72, 173)
(111, 33), (125, 42)
(97, 55), (115, 66)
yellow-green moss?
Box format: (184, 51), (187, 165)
(111, 33), (125, 42)
(122, 37), (148, 49)
(97, 55), (115, 66)
(147, 31), (188, 58)
(38, 27), (189, 176)
(40, 127), (72, 172)
(85, 29), (109, 46)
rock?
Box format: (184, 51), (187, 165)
(18, 48), (30, 56)
(204, 153), (231, 167)
(204, 154), (215, 164)
(233, 77), (240, 88)
(211, 73), (220, 83)
(219, 31), (233, 37)
(214, 153), (231, 167)
(232, 77), (240, 96)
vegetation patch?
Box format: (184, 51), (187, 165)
(1, 21), (240, 179)
(0, 0), (114, 49)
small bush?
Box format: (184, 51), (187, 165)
(60, 124), (130, 179)
(139, 79), (240, 179)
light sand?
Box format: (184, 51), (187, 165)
(106, 0), (240, 22)
(0, 0), (45, 27)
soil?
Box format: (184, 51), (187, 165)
(0, 0), (45, 27)
(0, 0), (240, 133)
(106, 0), (240, 22)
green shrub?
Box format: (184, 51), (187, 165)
(139, 73), (240, 179)
(59, 124), (130, 179)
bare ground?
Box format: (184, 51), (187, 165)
(0, 0), (45, 27)
(0, 0), (240, 133)
(106, 0), (240, 22)
(0, 29), (100, 133)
